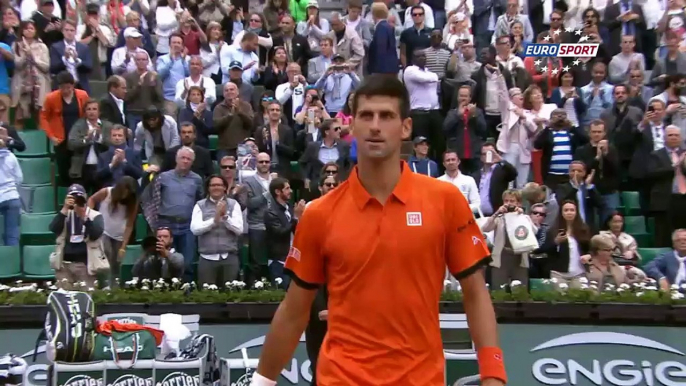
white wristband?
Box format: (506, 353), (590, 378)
(250, 372), (277, 386)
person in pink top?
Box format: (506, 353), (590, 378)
(335, 92), (354, 142)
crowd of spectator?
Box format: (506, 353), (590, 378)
(1, 0), (686, 293)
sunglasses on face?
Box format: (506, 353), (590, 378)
(532, 211), (547, 217)
(325, 169), (337, 174)
(412, 13), (424, 16)
(324, 182), (338, 188)
(262, 97), (274, 101)
(209, 183), (225, 187)
(220, 164), (236, 169)
(332, 127), (341, 131)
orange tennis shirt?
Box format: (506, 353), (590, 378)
(284, 161), (490, 386)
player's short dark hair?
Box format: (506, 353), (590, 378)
(56, 71), (75, 85)
(352, 74), (410, 119)
(269, 177), (289, 198)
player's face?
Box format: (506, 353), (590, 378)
(352, 95), (412, 160)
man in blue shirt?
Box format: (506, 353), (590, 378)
(314, 54), (360, 115)
(0, 42), (13, 123)
(156, 32), (190, 119)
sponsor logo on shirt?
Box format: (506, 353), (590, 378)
(287, 247), (301, 262)
(406, 212), (422, 226)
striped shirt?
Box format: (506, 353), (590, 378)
(424, 47), (452, 79)
(549, 130), (573, 175)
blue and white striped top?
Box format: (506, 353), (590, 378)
(549, 131), (573, 175)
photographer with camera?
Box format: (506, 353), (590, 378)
(479, 189), (538, 289)
(313, 54), (360, 116)
(49, 184), (105, 289)
(132, 227), (185, 280)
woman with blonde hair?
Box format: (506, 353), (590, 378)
(584, 234), (643, 288)
(11, 20), (49, 129)
(200, 21), (224, 83)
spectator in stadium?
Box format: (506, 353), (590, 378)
(481, 189), (534, 289)
(220, 32), (259, 84)
(473, 142), (518, 217)
(275, 63), (307, 126)
(647, 125), (686, 247)
(528, 202), (549, 278)
(314, 55), (360, 116)
(132, 227), (185, 281)
(76, 4), (114, 81)
(608, 35), (645, 84)
(325, 12), (365, 78)
(651, 32), (686, 94)
(232, 13), (273, 67)
(255, 100), (296, 181)
(626, 68), (652, 111)
(113, 12), (155, 61)
(100, 75), (130, 128)
(134, 105), (180, 166)
(650, 74), (686, 121)
(11, 20), (50, 130)
(218, 156), (247, 205)
(87, 176), (138, 288)
(161, 122), (214, 179)
(580, 62), (614, 128)
(408, 136), (439, 177)
(539, 200), (592, 288)
(40, 72), (90, 187)
(523, 33), (561, 100)
(154, 0), (181, 57)
(178, 14), (206, 56)
(213, 82), (254, 159)
(157, 33), (191, 117)
(32, 0), (62, 47)
(497, 87), (537, 189)
(550, 71), (586, 129)
(299, 119), (352, 200)
(584, 234), (639, 288)
(51, 184), (105, 290)
(399, 5), (432, 67)
(493, 0), (534, 43)
(177, 86), (213, 148)
(263, 0), (289, 35)
(437, 150), (481, 211)
(49, 20), (92, 95)
(444, 39), (480, 84)
(554, 160), (603, 231)
(123, 52), (164, 132)
(67, 99), (113, 192)
(335, 93), (354, 143)
(96, 125), (143, 187)
(599, 212), (641, 263)
(100, 0), (130, 41)
(0, 140), (22, 246)
(311, 173), (339, 205)
(443, 85), (486, 175)
(264, 177), (306, 288)
(0, 8), (19, 47)
(523, 84), (556, 132)
(645, 228), (686, 289)
(600, 85), (642, 147)
(261, 46), (290, 92)
(155, 146), (204, 281)
(320, 161), (340, 181)
(443, 12), (472, 53)
(522, 182), (558, 228)
(472, 47), (514, 139)
(296, 0), (331, 55)
(573, 120), (621, 223)
(367, 2), (399, 76)
(307, 38), (334, 84)
(509, 21), (530, 58)
(342, 0), (372, 49)
(424, 30), (451, 80)
(220, 61), (255, 106)
(111, 27), (152, 75)
(0, 125), (25, 153)
(493, 34), (524, 75)
(191, 175), (244, 285)
(273, 14), (313, 78)
(244, 152), (273, 285)
(0, 21), (11, 124)
(533, 108), (588, 190)
(199, 22), (223, 84)
(174, 56), (217, 108)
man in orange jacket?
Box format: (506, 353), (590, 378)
(40, 71), (90, 186)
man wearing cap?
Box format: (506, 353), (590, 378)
(114, 11), (156, 60)
(220, 31), (260, 84)
(174, 56), (216, 108)
(112, 27), (153, 75)
(50, 20), (93, 95)
(219, 60), (254, 104)
(314, 54), (360, 115)
(409, 136), (440, 177)
(30, 0), (63, 47)
(49, 184), (105, 290)
(76, 3), (115, 81)
(21, 0), (62, 22)
(157, 32), (191, 117)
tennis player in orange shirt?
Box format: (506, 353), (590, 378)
(250, 75), (507, 386)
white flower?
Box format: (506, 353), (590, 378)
(0, 285), (9, 291)
(235, 281), (246, 289)
(672, 292), (685, 300)
(48, 285), (58, 290)
(275, 278), (283, 285)
(172, 278), (180, 284)
(590, 284), (598, 290)
(141, 285), (149, 290)
(617, 288), (625, 293)
(202, 283), (209, 289)
(86, 287), (95, 292)
(619, 283), (630, 290)
(580, 284), (589, 290)
(636, 291), (645, 297)
(254, 281), (265, 289)
(61, 278), (69, 283)
(155, 283), (164, 289)
(208, 284), (218, 291)
(589, 280), (598, 285)
(181, 283), (191, 290)
(542, 279), (550, 284)
(45, 281), (53, 287)
(500, 283), (508, 289)
(672, 284), (680, 291)
(14, 280), (22, 285)
(578, 277), (588, 284)
(444, 280), (451, 287)
(558, 283), (568, 290)
(645, 286), (658, 291)
(456, 284), (462, 292)
(93, 280), (99, 286)
(102, 286), (111, 291)
(37, 289), (44, 293)
(510, 280), (522, 287)
(681, 284), (686, 290)
(550, 278), (559, 284)
(141, 278), (150, 284)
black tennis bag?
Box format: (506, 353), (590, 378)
(34, 291), (96, 363)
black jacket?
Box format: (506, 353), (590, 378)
(538, 229), (591, 274)
(161, 144), (214, 180)
(99, 94), (127, 127)
(299, 140), (352, 191)
(647, 147), (684, 212)
(471, 161), (518, 211)
(271, 35), (313, 77)
(264, 196), (297, 262)
(533, 126), (589, 176)
(5, 126), (26, 153)
(573, 143), (621, 195)
(443, 107), (487, 159)
(255, 123), (297, 181)
(471, 64), (514, 112)
(554, 182), (604, 230)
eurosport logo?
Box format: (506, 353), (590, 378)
(531, 332), (686, 386)
(524, 43), (599, 58)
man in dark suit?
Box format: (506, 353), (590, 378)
(644, 229), (686, 289)
(271, 14), (312, 78)
(603, 0), (646, 56)
(443, 85), (487, 175)
(50, 20), (93, 94)
(32, 0), (62, 47)
(161, 122), (214, 179)
(528, 0), (568, 40)
(471, 142), (517, 216)
(255, 101), (296, 182)
(647, 126), (686, 247)
(244, 153), (274, 286)
(299, 119), (353, 201)
(96, 124), (143, 187)
(367, 2), (398, 75)
(554, 161), (604, 231)
(264, 177), (306, 289)
(99, 75), (128, 129)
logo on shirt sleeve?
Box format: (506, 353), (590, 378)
(287, 247), (301, 262)
(406, 212), (423, 226)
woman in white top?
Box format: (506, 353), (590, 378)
(443, 12), (472, 52)
(296, 1), (330, 54)
(539, 200), (592, 290)
(550, 71), (586, 128)
(200, 21), (223, 83)
(154, 0), (181, 56)
(497, 87), (538, 188)
(87, 176), (138, 288)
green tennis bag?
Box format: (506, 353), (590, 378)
(37, 291), (96, 363)
(93, 330), (157, 367)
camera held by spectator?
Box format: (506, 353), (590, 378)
(131, 228), (185, 281)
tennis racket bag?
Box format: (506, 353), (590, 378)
(35, 291), (96, 363)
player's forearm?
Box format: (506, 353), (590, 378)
(256, 302), (310, 379)
(461, 273), (499, 349)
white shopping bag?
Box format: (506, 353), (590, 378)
(474, 207), (494, 248)
(503, 212), (539, 254)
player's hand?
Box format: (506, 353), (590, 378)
(318, 310), (328, 321)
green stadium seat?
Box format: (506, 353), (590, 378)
(0, 214), (4, 245)
(529, 278), (551, 291)
(17, 157), (52, 185)
(56, 186), (68, 209)
(290, 161), (300, 175)
(17, 130), (49, 157)
(209, 135), (218, 151)
(120, 245), (142, 282)
(621, 191), (641, 216)
(135, 214), (149, 242)
(624, 216), (647, 234)
(20, 185), (56, 214)
(20, 213), (56, 245)
(22, 245), (55, 279)
(638, 247), (672, 267)
(0, 246), (21, 279)
(647, 217), (656, 236)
